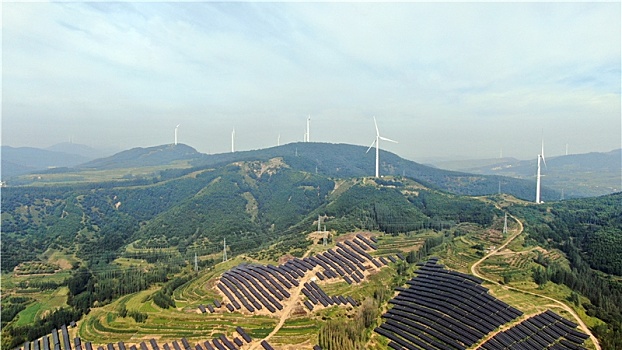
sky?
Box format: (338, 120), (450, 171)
(2, 1), (620, 162)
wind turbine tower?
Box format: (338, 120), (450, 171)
(535, 141), (547, 204)
(566, 143), (569, 156)
(194, 253), (198, 272)
(231, 128), (235, 153)
(366, 117), (398, 178)
(174, 124), (180, 145)
(306, 115), (311, 142)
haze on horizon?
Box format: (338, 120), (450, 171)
(2, 2), (620, 162)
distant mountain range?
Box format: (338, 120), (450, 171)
(429, 149), (621, 197)
(1, 143), (113, 178)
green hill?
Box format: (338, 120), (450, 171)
(78, 143), (201, 170)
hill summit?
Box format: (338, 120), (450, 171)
(78, 143), (201, 170)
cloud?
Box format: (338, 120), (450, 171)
(2, 2), (620, 159)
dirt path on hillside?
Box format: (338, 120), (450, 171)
(248, 251), (318, 350)
(470, 211), (600, 350)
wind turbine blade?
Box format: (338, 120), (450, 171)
(541, 141), (547, 168)
(366, 139), (376, 153)
(379, 136), (398, 143)
(373, 116), (379, 136)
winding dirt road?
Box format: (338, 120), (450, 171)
(249, 249), (318, 350)
(470, 212), (600, 350)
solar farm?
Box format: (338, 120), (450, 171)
(207, 234), (393, 317)
(15, 233), (593, 350)
(374, 258), (590, 350)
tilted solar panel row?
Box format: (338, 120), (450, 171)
(386, 308), (470, 347)
(241, 267), (284, 301)
(376, 259), (527, 349)
(20, 326), (259, 350)
(230, 269), (283, 312)
(397, 284), (517, 326)
(385, 318), (454, 350)
(383, 313), (465, 350)
(477, 311), (589, 350)
(388, 301), (482, 344)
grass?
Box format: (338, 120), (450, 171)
(15, 161), (193, 186)
(14, 287), (69, 326)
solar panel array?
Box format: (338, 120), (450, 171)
(19, 326), (270, 350)
(375, 259), (524, 350)
(213, 235), (398, 315)
(300, 281), (358, 311)
(374, 259), (592, 350)
(478, 310), (589, 350)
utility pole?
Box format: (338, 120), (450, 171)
(503, 213), (508, 234)
(223, 238), (227, 262)
(323, 226), (327, 246)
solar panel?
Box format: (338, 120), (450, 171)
(211, 339), (226, 350)
(62, 325), (72, 350)
(41, 335), (50, 350)
(259, 340), (274, 350)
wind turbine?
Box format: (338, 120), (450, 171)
(535, 140), (547, 204)
(174, 124), (180, 145)
(231, 128), (235, 153)
(366, 117), (398, 178)
(277, 133), (281, 146)
(305, 115), (311, 142)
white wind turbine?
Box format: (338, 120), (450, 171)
(366, 117), (398, 178)
(535, 140), (547, 204)
(305, 115), (311, 142)
(174, 124), (180, 145)
(231, 128), (235, 153)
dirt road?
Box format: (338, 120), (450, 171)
(470, 212), (600, 350)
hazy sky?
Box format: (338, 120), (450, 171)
(2, 2), (620, 161)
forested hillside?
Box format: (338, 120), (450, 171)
(1, 156), (503, 273)
(511, 192), (622, 348)
(6, 142), (558, 201)
(189, 142), (556, 201)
